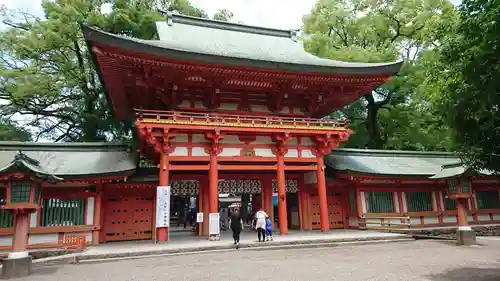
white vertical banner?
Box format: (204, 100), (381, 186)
(208, 213), (220, 241)
(156, 186), (171, 228)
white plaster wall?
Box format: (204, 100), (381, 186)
(0, 236), (12, 247)
(301, 137), (314, 146)
(301, 149), (315, 158)
(366, 218), (380, 225)
(84, 231), (93, 245)
(171, 133), (188, 142)
(478, 214), (491, 222)
(280, 107), (290, 114)
(179, 100), (190, 108)
(254, 136), (273, 144)
(219, 148), (241, 157)
(194, 101), (206, 109)
(401, 192), (408, 213)
(169, 147), (189, 156)
(28, 234), (58, 245)
(255, 148), (273, 157)
(393, 192), (400, 213)
(410, 217), (420, 225)
(423, 217), (439, 225)
(192, 147), (209, 156)
(304, 172), (317, 184)
(250, 104), (269, 112)
(349, 217), (359, 227)
(432, 192), (438, 211)
(30, 213), (38, 228)
(285, 149), (299, 158)
(443, 215), (457, 223)
(192, 134), (209, 143)
(439, 192), (445, 211)
(86, 197), (95, 226)
(493, 214), (500, 221)
(219, 103), (238, 110)
(360, 192), (367, 214)
(220, 135), (241, 144)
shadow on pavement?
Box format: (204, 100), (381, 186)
(429, 267), (500, 281)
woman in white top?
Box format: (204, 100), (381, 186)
(254, 208), (268, 242)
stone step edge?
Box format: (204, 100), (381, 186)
(32, 235), (412, 265)
(76, 238), (415, 265)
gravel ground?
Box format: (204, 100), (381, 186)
(22, 238), (500, 281)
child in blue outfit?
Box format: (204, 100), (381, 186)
(265, 216), (273, 241)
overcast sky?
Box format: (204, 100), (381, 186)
(0, 0), (316, 30)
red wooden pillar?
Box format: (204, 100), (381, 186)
(316, 156), (329, 232)
(263, 178), (274, 224)
(157, 152), (169, 242)
(11, 212), (30, 254)
(355, 182), (365, 228)
(92, 185), (103, 245)
(457, 198), (470, 230)
(198, 182), (204, 236)
(209, 150), (219, 216)
(202, 180), (210, 236)
(276, 151), (288, 234)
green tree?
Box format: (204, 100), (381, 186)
(303, 0), (456, 150)
(0, 0), (208, 142)
(0, 117), (31, 141)
(420, 0), (500, 171)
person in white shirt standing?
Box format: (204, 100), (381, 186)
(254, 208), (268, 242)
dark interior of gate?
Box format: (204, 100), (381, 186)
(101, 174), (345, 242)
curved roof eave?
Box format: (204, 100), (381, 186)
(81, 24), (403, 77)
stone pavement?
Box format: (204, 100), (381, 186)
(75, 229), (410, 261)
(22, 237), (500, 281)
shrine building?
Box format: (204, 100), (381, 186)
(3, 13), (498, 254)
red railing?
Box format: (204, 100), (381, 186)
(134, 109), (348, 129)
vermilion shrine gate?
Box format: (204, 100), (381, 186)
(82, 13), (402, 242)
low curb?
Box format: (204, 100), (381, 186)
(33, 235), (414, 265)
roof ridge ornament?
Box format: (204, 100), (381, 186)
(158, 10), (294, 39)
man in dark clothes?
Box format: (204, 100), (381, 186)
(229, 209), (243, 249)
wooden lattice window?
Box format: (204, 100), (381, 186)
(367, 192), (394, 213)
(407, 191), (433, 212)
(41, 198), (85, 227)
(0, 187), (12, 228)
(445, 198), (457, 210)
(349, 190), (356, 212)
(10, 180), (32, 203)
(476, 190), (500, 209)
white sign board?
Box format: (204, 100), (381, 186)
(156, 186), (171, 228)
(196, 212), (204, 223)
(208, 213), (220, 240)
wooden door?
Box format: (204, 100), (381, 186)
(310, 191), (344, 229)
(103, 187), (154, 242)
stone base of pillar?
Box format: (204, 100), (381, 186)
(456, 228), (476, 246)
(2, 253), (32, 279)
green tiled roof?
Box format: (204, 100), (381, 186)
(325, 148), (460, 176)
(81, 13), (402, 76)
(0, 142), (137, 178)
(429, 162), (493, 179)
(0, 151), (62, 181)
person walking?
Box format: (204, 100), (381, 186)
(254, 208), (268, 242)
(229, 209), (243, 249)
(265, 216), (273, 241)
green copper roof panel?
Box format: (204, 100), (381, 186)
(325, 148), (460, 176)
(0, 142), (137, 178)
(81, 13), (403, 76)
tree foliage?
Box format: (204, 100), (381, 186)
(303, 0), (457, 150)
(0, 0), (218, 142)
(420, 0), (500, 171)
